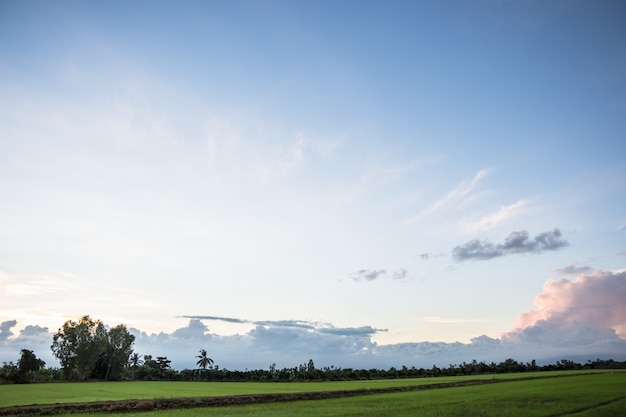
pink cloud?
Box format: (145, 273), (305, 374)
(511, 270), (626, 339)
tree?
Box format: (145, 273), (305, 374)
(196, 349), (214, 370)
(104, 324), (135, 380)
(16, 350), (45, 383)
(155, 356), (172, 379)
(18, 349), (45, 374)
(91, 324), (136, 380)
(129, 352), (142, 369)
(50, 315), (107, 380)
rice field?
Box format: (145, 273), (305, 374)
(1, 370), (624, 416)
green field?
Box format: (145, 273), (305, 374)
(1, 371), (624, 416)
(0, 372), (563, 407)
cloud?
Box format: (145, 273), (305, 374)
(19, 325), (49, 337)
(419, 252), (445, 261)
(430, 170), (488, 213)
(507, 269), (626, 339)
(181, 316), (319, 330)
(2, 270), (624, 370)
(349, 269), (388, 282)
(0, 321), (53, 366)
(179, 316), (389, 342)
(205, 116), (335, 186)
(3, 284), (626, 372)
(407, 169), (488, 223)
(128, 317), (387, 370)
(464, 199), (529, 232)
(553, 264), (593, 276)
(318, 326), (382, 336)
(421, 316), (493, 324)
(349, 268), (410, 282)
(181, 315), (248, 324)
(0, 320), (17, 342)
(452, 228), (568, 261)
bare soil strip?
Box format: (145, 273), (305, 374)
(0, 375), (585, 416)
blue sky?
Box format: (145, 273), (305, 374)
(1, 0), (625, 370)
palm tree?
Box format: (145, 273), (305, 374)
(129, 352), (142, 369)
(196, 349), (214, 370)
(128, 353), (142, 379)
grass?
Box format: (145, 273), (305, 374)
(0, 371), (571, 407)
(1, 371), (624, 416)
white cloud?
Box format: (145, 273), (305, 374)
(407, 169), (488, 224)
(463, 199), (529, 232)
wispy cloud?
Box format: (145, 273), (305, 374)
(204, 115), (331, 186)
(420, 316), (493, 324)
(553, 264), (593, 276)
(407, 169), (488, 223)
(453, 229), (568, 261)
(333, 157), (436, 206)
(180, 315), (385, 336)
(463, 199), (529, 232)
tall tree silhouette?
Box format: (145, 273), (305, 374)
(195, 349), (214, 370)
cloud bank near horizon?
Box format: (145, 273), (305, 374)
(1, 269), (624, 370)
(452, 229), (568, 261)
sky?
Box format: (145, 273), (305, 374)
(1, 0), (625, 371)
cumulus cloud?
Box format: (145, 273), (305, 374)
(507, 269), (626, 339)
(553, 264), (593, 276)
(106, 270), (626, 367)
(2, 270), (625, 371)
(0, 320), (17, 342)
(0, 321), (53, 366)
(3, 306), (626, 371)
(453, 228), (568, 261)
(349, 268), (410, 282)
(128, 318), (385, 370)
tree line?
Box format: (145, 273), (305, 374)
(1, 315), (625, 384)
